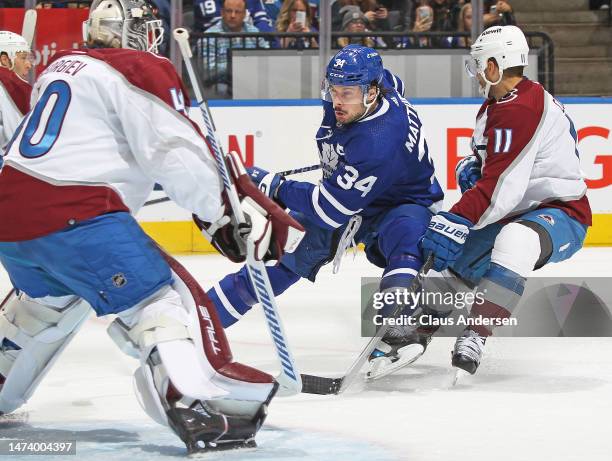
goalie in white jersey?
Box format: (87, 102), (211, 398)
(0, 0), (303, 453)
(402, 26), (592, 377)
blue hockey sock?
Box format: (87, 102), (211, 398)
(207, 263), (300, 327)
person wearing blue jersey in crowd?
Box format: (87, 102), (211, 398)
(206, 44), (444, 379)
(194, 0), (274, 32)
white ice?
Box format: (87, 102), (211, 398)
(1, 248), (611, 461)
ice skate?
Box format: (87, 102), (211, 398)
(451, 329), (486, 375)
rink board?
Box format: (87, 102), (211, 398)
(136, 98), (612, 252)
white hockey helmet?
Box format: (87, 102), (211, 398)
(465, 25), (529, 97)
(0, 31), (31, 70)
(83, 0), (163, 53)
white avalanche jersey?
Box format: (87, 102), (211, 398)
(451, 78), (591, 229)
(0, 48), (222, 241)
(0, 67), (31, 149)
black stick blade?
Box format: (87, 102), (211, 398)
(300, 374), (343, 395)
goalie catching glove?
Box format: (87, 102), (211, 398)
(194, 151), (304, 263)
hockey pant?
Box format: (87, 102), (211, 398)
(208, 204), (434, 328)
(443, 207), (588, 336)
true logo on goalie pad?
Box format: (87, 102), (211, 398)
(198, 305), (222, 355)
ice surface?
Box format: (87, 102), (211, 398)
(1, 248), (611, 461)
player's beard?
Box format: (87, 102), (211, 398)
(334, 105), (363, 125)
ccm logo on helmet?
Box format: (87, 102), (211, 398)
(429, 221), (468, 242)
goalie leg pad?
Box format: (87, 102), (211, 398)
(107, 252), (276, 451)
(0, 293), (90, 414)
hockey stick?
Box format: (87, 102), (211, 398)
(300, 256), (434, 395)
(142, 165), (321, 207)
(21, 9), (37, 48)
(278, 164), (320, 176)
(0, 289), (15, 309)
(173, 28), (301, 396)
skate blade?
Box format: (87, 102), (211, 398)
(452, 368), (470, 387)
(365, 344), (425, 381)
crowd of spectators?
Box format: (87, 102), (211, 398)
(0, 0), (518, 95)
(191, 0), (517, 94)
(194, 1), (516, 50)
(0, 1), (517, 53)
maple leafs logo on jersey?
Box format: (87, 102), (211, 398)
(319, 142), (344, 178)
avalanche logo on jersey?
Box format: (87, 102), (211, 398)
(319, 142), (343, 179)
(498, 88), (519, 104)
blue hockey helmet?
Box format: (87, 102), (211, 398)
(322, 45), (384, 105)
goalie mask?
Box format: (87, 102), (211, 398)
(83, 0), (163, 53)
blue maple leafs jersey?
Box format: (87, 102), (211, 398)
(194, 0), (273, 32)
(277, 75), (444, 230)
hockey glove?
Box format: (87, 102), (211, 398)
(455, 155), (482, 194)
(421, 212), (472, 272)
(194, 152), (304, 263)
(247, 166), (284, 200)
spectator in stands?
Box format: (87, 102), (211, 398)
(200, 0), (270, 96)
(337, 5), (386, 48)
(405, 1), (433, 47)
(362, 0), (391, 32)
(445, 1), (470, 47)
(428, 0), (463, 45)
(309, 0), (320, 27)
(194, 0), (274, 33)
(264, 0), (283, 23)
(483, 0), (516, 26)
(332, 1), (388, 31)
(150, 0), (171, 56)
(378, 0), (414, 32)
(276, 0), (318, 49)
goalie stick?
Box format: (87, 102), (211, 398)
(300, 256), (434, 395)
(21, 9), (37, 48)
(143, 165), (321, 207)
(173, 28), (302, 396)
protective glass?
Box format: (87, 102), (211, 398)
(14, 51), (35, 65)
(321, 79), (367, 105)
(464, 56), (481, 78)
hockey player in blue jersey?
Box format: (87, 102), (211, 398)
(204, 44), (444, 379)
